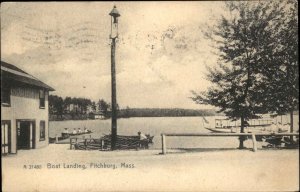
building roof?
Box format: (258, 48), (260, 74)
(1, 61), (55, 91)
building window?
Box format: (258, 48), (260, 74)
(39, 90), (45, 108)
(40, 121), (45, 141)
(1, 86), (11, 106)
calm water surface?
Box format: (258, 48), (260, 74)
(49, 116), (299, 149)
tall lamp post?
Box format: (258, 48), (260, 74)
(109, 5), (120, 150)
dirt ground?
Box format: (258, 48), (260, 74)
(2, 144), (299, 192)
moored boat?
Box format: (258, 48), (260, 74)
(49, 129), (93, 143)
(202, 117), (288, 134)
(68, 130), (92, 136)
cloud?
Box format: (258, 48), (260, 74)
(1, 2), (222, 109)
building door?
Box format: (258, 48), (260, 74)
(1, 121), (11, 155)
(32, 122), (36, 149)
(17, 120), (35, 150)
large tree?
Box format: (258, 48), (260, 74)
(191, 1), (293, 148)
(259, 0), (298, 133)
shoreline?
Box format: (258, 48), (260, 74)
(49, 115), (220, 122)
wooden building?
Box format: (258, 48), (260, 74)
(88, 112), (105, 119)
(1, 61), (55, 155)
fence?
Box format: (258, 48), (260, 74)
(161, 133), (299, 155)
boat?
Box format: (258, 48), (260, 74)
(205, 127), (235, 133)
(202, 116), (287, 134)
(68, 130), (92, 136)
(49, 129), (93, 143)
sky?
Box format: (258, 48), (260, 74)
(1, 2), (226, 109)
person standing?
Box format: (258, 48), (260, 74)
(138, 131), (148, 149)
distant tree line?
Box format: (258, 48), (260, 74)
(118, 108), (217, 118)
(49, 95), (218, 121)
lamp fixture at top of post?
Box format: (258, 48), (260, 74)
(109, 5), (121, 39)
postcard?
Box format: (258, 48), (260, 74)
(1, 1), (299, 192)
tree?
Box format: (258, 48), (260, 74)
(80, 98), (92, 115)
(49, 95), (64, 119)
(260, 1), (298, 134)
(283, 0), (298, 134)
(98, 99), (110, 117)
(123, 106), (131, 118)
(64, 97), (72, 113)
(191, 1), (289, 148)
(91, 101), (97, 112)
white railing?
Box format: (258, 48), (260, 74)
(161, 133), (299, 155)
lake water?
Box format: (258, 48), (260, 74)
(49, 115), (299, 149)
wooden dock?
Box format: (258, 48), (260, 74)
(69, 135), (154, 150)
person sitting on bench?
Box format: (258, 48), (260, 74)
(72, 128), (77, 134)
(62, 128), (69, 138)
(77, 128), (82, 134)
(63, 128), (69, 134)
